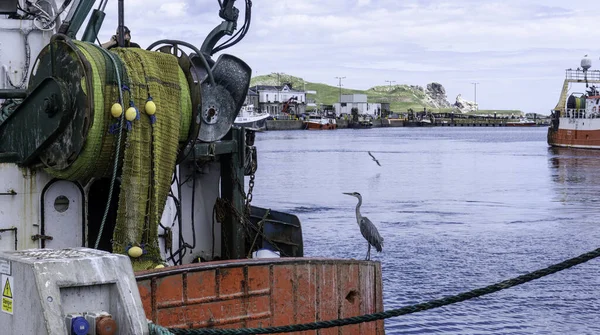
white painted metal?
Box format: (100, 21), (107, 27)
(556, 117), (600, 131)
(0, 2), (61, 90)
(178, 161), (222, 264)
(158, 170), (179, 264)
(0, 248), (149, 335)
(0, 164), (53, 251)
(42, 180), (84, 249)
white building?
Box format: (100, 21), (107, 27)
(252, 84), (306, 116)
(334, 94), (382, 117)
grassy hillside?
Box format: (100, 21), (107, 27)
(250, 73), (522, 115)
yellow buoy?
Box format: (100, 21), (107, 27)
(128, 246), (143, 258)
(111, 103), (123, 118)
(125, 107), (137, 121)
(154, 264), (165, 269)
(145, 100), (156, 115)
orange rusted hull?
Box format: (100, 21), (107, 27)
(136, 258), (385, 334)
(548, 127), (600, 149)
(305, 122), (337, 130)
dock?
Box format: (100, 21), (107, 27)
(264, 117), (549, 131)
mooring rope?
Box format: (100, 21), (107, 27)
(148, 247), (600, 335)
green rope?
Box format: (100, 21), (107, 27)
(44, 42), (107, 180)
(148, 247), (600, 335)
(94, 45), (126, 249)
(149, 324), (176, 335)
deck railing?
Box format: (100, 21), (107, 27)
(565, 69), (600, 81)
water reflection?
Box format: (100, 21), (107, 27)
(548, 147), (600, 205)
(549, 147), (600, 185)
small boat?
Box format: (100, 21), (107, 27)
(548, 55), (600, 149)
(348, 120), (373, 129)
(506, 117), (537, 127)
(348, 116), (373, 129)
(234, 104), (270, 130)
(304, 114), (337, 130)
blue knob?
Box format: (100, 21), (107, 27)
(71, 316), (90, 335)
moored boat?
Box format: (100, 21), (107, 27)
(304, 114), (337, 130)
(348, 120), (373, 129)
(506, 117), (537, 127)
(548, 56), (600, 149)
(234, 104), (270, 130)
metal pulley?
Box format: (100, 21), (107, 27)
(191, 52), (251, 142)
(148, 39), (251, 144)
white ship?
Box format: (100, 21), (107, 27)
(234, 104), (270, 130)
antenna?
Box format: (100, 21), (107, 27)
(582, 55), (592, 87)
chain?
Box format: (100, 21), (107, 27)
(245, 173), (254, 217)
(243, 129), (257, 217)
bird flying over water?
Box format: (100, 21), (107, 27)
(343, 192), (384, 261)
(368, 151), (381, 166)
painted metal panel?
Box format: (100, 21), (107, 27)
(0, 164), (53, 251)
(42, 180), (84, 248)
(136, 258), (385, 334)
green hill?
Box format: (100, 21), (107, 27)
(250, 73), (521, 115)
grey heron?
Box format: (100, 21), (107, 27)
(343, 192), (384, 260)
(368, 151), (381, 166)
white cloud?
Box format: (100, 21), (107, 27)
(159, 3), (188, 18)
(86, 0), (598, 111)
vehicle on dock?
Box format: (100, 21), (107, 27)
(548, 55), (600, 149)
(0, 1), (383, 334)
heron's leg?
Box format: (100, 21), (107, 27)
(366, 243), (371, 261)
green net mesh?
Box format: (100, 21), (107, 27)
(44, 42), (192, 270)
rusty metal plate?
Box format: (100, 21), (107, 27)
(136, 258), (385, 334)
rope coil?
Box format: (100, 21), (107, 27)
(40, 42), (193, 270)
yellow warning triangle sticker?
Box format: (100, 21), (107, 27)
(2, 278), (11, 298)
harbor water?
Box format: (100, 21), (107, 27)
(250, 127), (600, 334)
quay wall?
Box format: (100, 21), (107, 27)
(264, 118), (548, 131)
(266, 120), (304, 130)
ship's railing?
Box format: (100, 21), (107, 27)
(565, 69), (600, 81)
(564, 108), (600, 119)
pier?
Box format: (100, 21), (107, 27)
(264, 117), (548, 131)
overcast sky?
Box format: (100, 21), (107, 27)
(94, 0), (595, 114)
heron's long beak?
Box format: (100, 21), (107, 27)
(342, 192), (353, 196)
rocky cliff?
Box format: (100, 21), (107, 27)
(425, 83), (452, 109)
(453, 94), (478, 113)
(368, 82), (451, 108)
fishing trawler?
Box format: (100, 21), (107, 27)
(548, 55), (600, 149)
(304, 114), (337, 130)
(0, 1), (384, 334)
